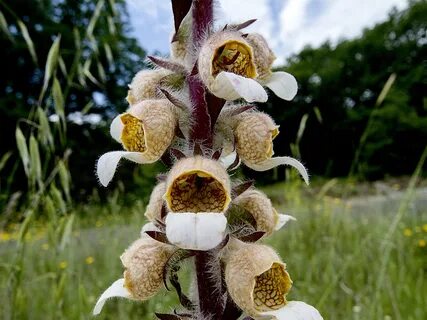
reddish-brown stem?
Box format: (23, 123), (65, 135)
(188, 0), (227, 319)
(195, 251), (224, 319)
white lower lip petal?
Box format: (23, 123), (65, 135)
(165, 212), (227, 251)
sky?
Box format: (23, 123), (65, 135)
(126, 0), (409, 65)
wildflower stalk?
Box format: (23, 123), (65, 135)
(94, 1), (321, 319)
(189, 1), (225, 318)
(195, 251), (224, 318)
(188, 0), (214, 147)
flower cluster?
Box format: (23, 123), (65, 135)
(94, 2), (321, 319)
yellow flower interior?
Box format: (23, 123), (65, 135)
(266, 127), (279, 158)
(212, 40), (256, 79)
(253, 263), (292, 312)
(120, 113), (146, 152)
(167, 171), (227, 213)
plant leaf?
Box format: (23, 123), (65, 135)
(232, 180), (254, 198)
(170, 148), (186, 160)
(205, 90), (226, 130)
(227, 19), (257, 31)
(147, 56), (187, 74)
(229, 105), (255, 117)
(145, 231), (169, 244)
(239, 231), (265, 243)
(160, 88), (189, 111)
(155, 313), (182, 320)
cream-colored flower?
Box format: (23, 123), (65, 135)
(96, 99), (177, 187)
(164, 156), (231, 213)
(233, 189), (295, 236)
(163, 156), (232, 250)
(198, 31), (268, 102)
(93, 237), (175, 315)
(198, 30), (298, 103)
(233, 111), (309, 184)
(224, 240), (322, 320)
(246, 33), (298, 101)
(126, 69), (172, 106)
(144, 182), (166, 222)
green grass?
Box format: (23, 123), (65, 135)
(1, 182), (426, 319)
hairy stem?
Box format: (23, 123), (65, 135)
(192, 0), (214, 48)
(195, 251), (224, 319)
(189, 2), (226, 318)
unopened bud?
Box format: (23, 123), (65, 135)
(234, 111), (279, 166)
(144, 182), (166, 222)
(126, 69), (171, 105)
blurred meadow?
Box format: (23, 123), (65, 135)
(0, 0), (426, 319)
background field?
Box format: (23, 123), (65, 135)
(1, 176), (427, 319)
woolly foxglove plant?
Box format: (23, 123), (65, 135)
(94, 1), (322, 319)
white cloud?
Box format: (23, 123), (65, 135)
(277, 0), (408, 60)
(126, 0), (409, 65)
(216, 0), (275, 46)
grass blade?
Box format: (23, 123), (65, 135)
(17, 20), (37, 65)
(39, 35), (61, 102)
(0, 10), (14, 42)
(15, 127), (29, 176)
(29, 135), (42, 188)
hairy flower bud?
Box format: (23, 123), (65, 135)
(93, 237), (175, 315)
(97, 99), (177, 187)
(198, 31), (267, 102)
(224, 240), (323, 319)
(233, 189), (295, 236)
(246, 33), (275, 81)
(144, 182), (166, 222)
(233, 111), (309, 185)
(126, 69), (171, 105)
(234, 111), (279, 165)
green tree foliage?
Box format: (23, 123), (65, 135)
(0, 0), (147, 201)
(260, 0), (427, 181)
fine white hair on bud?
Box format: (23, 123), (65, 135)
(144, 182), (166, 222)
(93, 237), (175, 315)
(234, 111), (279, 165)
(246, 33), (276, 81)
(164, 156), (231, 213)
(96, 99), (178, 187)
(126, 69), (172, 105)
(165, 212), (227, 250)
(198, 31), (268, 102)
(233, 189), (294, 236)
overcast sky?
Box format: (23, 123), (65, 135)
(126, 0), (408, 65)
